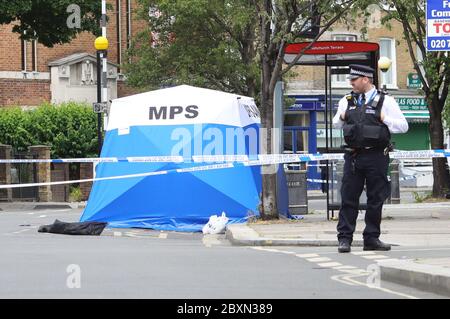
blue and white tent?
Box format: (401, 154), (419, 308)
(80, 85), (265, 231)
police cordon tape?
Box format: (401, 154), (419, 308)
(0, 150), (447, 189)
(1, 149), (450, 164)
(306, 172), (433, 184)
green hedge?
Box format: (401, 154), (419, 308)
(0, 102), (98, 158)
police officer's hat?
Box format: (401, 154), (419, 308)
(347, 64), (375, 80)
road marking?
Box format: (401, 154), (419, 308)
(12, 229), (31, 234)
(113, 232), (122, 237)
(158, 232), (168, 239)
(307, 257), (332, 263)
(331, 274), (358, 286)
(362, 255), (389, 260)
(250, 245), (421, 299)
(389, 247), (450, 253)
(27, 213), (35, 215)
(318, 262), (342, 268)
(339, 273), (419, 299)
(247, 246), (419, 299)
(375, 258), (399, 263)
(339, 268), (369, 275)
(295, 253), (319, 258)
(38, 215), (47, 218)
(351, 251), (376, 256)
(262, 248), (285, 253)
(277, 251), (296, 255)
(333, 265), (358, 270)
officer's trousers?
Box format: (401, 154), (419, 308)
(337, 150), (391, 244)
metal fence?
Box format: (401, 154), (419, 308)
(11, 152), (38, 201)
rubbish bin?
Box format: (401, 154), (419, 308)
(285, 164), (308, 215)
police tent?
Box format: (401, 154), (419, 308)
(80, 85), (273, 231)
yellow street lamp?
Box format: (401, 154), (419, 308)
(94, 36), (109, 155)
(94, 36), (109, 51)
(378, 56), (392, 92)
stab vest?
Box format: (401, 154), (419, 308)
(342, 90), (391, 149)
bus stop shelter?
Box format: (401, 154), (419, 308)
(283, 41), (380, 219)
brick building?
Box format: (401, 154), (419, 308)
(284, 6), (437, 154)
(0, 0), (145, 107)
(283, 6), (443, 189)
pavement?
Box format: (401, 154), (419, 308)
(226, 198), (450, 297)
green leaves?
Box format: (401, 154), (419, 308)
(0, 102), (98, 158)
(123, 0), (259, 97)
(0, 0), (102, 47)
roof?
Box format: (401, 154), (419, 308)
(48, 52), (118, 67)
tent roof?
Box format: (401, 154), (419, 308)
(107, 85), (260, 130)
(113, 85), (251, 102)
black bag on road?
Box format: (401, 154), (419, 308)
(38, 219), (107, 235)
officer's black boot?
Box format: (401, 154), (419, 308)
(338, 240), (351, 253)
(363, 239), (391, 251)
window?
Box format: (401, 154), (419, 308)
(379, 38), (397, 88)
(331, 34), (357, 86)
(416, 41), (425, 79)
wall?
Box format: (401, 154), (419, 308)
(0, 78), (51, 106)
(0, 0), (144, 107)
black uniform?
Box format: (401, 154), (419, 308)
(337, 89), (392, 245)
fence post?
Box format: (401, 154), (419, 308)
(80, 162), (94, 201)
(28, 145), (52, 202)
(0, 144), (12, 201)
(389, 159), (400, 204)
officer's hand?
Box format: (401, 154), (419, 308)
(380, 111), (385, 121)
(340, 111), (346, 121)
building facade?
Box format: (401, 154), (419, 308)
(0, 0), (145, 107)
(283, 6), (442, 188)
(284, 7), (436, 155)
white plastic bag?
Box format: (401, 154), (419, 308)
(202, 212), (229, 234)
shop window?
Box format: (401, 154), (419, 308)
(379, 38), (397, 88)
(331, 34), (357, 87)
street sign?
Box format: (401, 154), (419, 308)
(395, 97), (428, 111)
(289, 101), (316, 111)
(93, 102), (108, 113)
(426, 0), (450, 51)
(407, 73), (423, 89)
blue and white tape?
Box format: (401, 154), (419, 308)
(0, 150), (445, 189)
(1, 149), (449, 164)
(307, 172), (433, 184)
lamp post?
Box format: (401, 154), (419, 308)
(378, 56), (392, 93)
(94, 36), (109, 156)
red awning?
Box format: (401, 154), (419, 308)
(284, 41), (379, 66)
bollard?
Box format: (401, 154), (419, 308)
(0, 144), (12, 202)
(389, 159), (400, 204)
(28, 145), (52, 202)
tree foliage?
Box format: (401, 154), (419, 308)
(125, 0), (357, 219)
(125, 0), (259, 97)
(0, 0), (101, 47)
(0, 102), (98, 158)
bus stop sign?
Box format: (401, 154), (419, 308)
(427, 0), (450, 51)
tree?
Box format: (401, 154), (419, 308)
(125, 0), (259, 97)
(361, 0), (450, 197)
(0, 0), (101, 47)
(255, 0), (355, 219)
(126, 0), (356, 219)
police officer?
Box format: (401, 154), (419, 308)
(332, 64), (408, 253)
